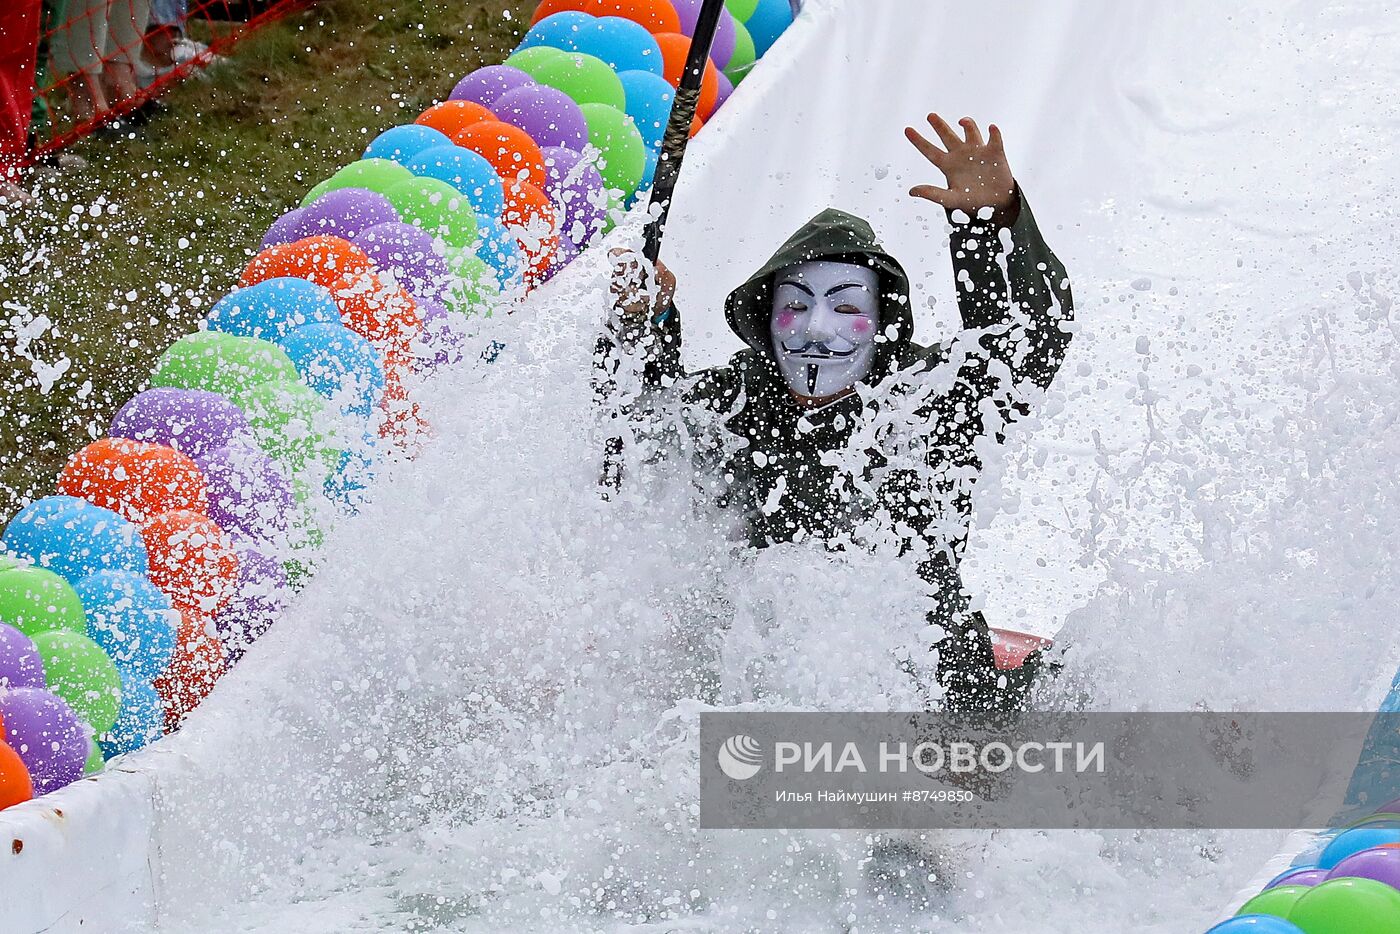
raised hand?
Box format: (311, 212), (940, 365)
(904, 114), (1017, 218)
(609, 248), (676, 318)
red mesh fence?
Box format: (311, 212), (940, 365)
(15, 0), (313, 161)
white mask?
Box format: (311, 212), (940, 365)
(769, 260), (881, 399)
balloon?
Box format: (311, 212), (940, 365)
(153, 612), (225, 730)
(1236, 885), (1310, 919)
(141, 510), (240, 615)
(1325, 845), (1400, 888)
(714, 69), (734, 110)
(324, 433), (379, 514)
(494, 84), (589, 151)
(193, 443), (294, 544)
(518, 11), (594, 54)
(415, 99), (496, 140)
(0, 736), (32, 809)
(232, 380), (341, 478)
(72, 569), (176, 681)
(1319, 829), (1400, 868)
(617, 69), (674, 150)
(443, 249), (502, 313)
(0, 622), (44, 689)
(208, 277), (343, 344)
(742, 0), (791, 57)
(530, 0), (588, 25)
(671, 0), (737, 68)
(0, 566), (87, 637)
(584, 0), (681, 34)
(31, 630), (122, 734)
(383, 176), (480, 249)
(530, 51), (627, 110)
(150, 331), (299, 401)
(239, 235), (375, 290)
(362, 123), (453, 165)
(1267, 868), (1329, 889)
(654, 32), (720, 119)
(453, 120), (548, 190)
(351, 221), (453, 305)
(580, 103), (648, 195)
(724, 0), (758, 22)
(299, 188), (399, 241)
(724, 18), (756, 84)
(471, 214), (524, 284)
(110, 388), (252, 460)
(403, 145), (505, 219)
(0, 688), (87, 795)
(413, 300), (465, 372)
(502, 181), (559, 282)
(586, 16), (666, 73)
(279, 323), (385, 419)
(1287, 876), (1400, 934)
(449, 64), (535, 108)
(1205, 917), (1305, 933)
(541, 146), (608, 250)
(504, 45), (571, 80)
(98, 671), (163, 758)
(300, 159), (414, 204)
(261, 207), (309, 249)
(1, 497), (149, 584)
(56, 438), (208, 525)
(212, 544), (288, 664)
(638, 141), (658, 191)
(329, 272), (423, 358)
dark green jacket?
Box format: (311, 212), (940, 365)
(603, 191), (1073, 618)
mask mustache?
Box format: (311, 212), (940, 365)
(778, 340), (858, 359)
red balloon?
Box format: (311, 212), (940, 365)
(584, 0), (681, 34)
(453, 120), (548, 190)
(416, 99), (495, 139)
(57, 438), (208, 525)
(653, 32), (720, 119)
(503, 180), (560, 284)
(329, 271), (422, 359)
(531, 0), (588, 24)
(0, 737), (32, 810)
(153, 611), (225, 730)
(240, 236), (374, 290)
(142, 510), (240, 615)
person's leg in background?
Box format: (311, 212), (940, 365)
(46, 0), (110, 123)
(0, 0), (44, 202)
(141, 0), (184, 76)
(101, 0), (148, 107)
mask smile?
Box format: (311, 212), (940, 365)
(779, 340), (859, 359)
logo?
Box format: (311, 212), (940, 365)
(717, 734), (763, 781)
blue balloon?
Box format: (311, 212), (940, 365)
(617, 70), (675, 151)
(324, 433), (379, 513)
(744, 0), (794, 58)
(577, 17), (664, 75)
(1317, 827), (1400, 868)
(363, 124), (454, 165)
(636, 144), (658, 197)
(517, 11), (593, 55)
(73, 570), (177, 681)
(406, 145), (505, 220)
(278, 323), (385, 419)
(1204, 916), (1306, 933)
(474, 213), (523, 283)
(207, 277), (341, 342)
(99, 671), (164, 758)
(2, 496), (149, 584)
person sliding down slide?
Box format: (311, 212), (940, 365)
(601, 114), (1074, 712)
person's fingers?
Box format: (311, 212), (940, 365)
(960, 117), (984, 147)
(904, 126), (948, 167)
(909, 184), (953, 206)
(988, 123), (1006, 154)
(926, 112), (962, 151)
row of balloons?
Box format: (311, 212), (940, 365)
(0, 0), (794, 810)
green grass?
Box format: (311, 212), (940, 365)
(0, 0), (532, 523)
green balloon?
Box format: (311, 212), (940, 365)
(504, 45), (569, 79)
(32, 630), (122, 734)
(1237, 885), (1311, 919)
(0, 554), (18, 573)
(725, 0), (759, 21)
(580, 103), (647, 196)
(233, 379), (341, 476)
(151, 331), (300, 399)
(0, 566), (88, 638)
(301, 159), (415, 205)
(84, 742), (105, 774)
(385, 177), (480, 249)
(725, 19), (756, 84)
(444, 250), (500, 314)
(1287, 877), (1400, 934)
(531, 52), (626, 110)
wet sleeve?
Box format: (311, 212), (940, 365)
(597, 301), (741, 413)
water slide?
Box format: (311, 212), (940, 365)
(6, 0), (1400, 930)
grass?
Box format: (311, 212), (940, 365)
(0, 0), (532, 523)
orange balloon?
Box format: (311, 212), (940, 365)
(653, 32), (720, 119)
(584, 0), (680, 34)
(153, 611), (225, 730)
(690, 114), (704, 138)
(0, 738), (32, 810)
(453, 120), (547, 190)
(415, 100), (495, 140)
(142, 510), (239, 615)
(57, 438), (208, 525)
(531, 0), (589, 25)
(378, 364), (429, 450)
(503, 181), (559, 285)
(240, 236), (374, 290)
(329, 271), (422, 358)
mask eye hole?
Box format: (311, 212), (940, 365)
(784, 301), (809, 312)
(834, 304), (864, 316)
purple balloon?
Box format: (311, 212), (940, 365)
(0, 687), (88, 795)
(672, 0), (737, 68)
(413, 300), (465, 373)
(715, 70), (734, 111)
(1266, 867), (1328, 889)
(1325, 846), (1400, 888)
(351, 222), (452, 305)
(110, 388), (251, 460)
(493, 84), (589, 151)
(194, 443), (295, 544)
(0, 622), (44, 689)
(262, 207), (309, 249)
(213, 544), (288, 664)
(450, 64), (534, 108)
(541, 146), (607, 251)
(301, 188), (400, 240)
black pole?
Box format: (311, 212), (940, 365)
(600, 0), (727, 496)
